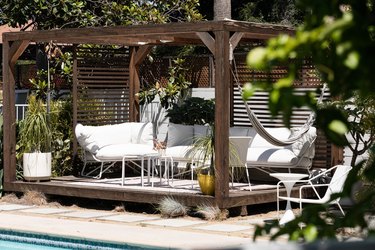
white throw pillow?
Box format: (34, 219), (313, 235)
(193, 124), (210, 138)
(131, 122), (154, 145)
(289, 126), (317, 157)
(75, 123), (132, 154)
(229, 126), (250, 136)
(251, 127), (290, 148)
(166, 123), (194, 147)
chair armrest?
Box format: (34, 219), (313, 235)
(299, 183), (329, 200)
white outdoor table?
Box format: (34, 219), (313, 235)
(121, 153), (159, 187)
(270, 173), (308, 225)
(152, 153), (174, 187)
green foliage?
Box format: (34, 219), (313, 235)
(238, 0), (304, 26)
(138, 58), (192, 109)
(50, 98), (73, 177)
(331, 93), (375, 166)
(0, 0), (202, 30)
(18, 95), (51, 153)
(29, 70), (48, 100)
(245, 0), (375, 242)
(166, 97), (215, 125)
(189, 125), (215, 175)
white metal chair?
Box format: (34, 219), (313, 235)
(229, 136), (253, 190)
(277, 165), (352, 218)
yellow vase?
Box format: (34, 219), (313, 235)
(197, 173), (215, 196)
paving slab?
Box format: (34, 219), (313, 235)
(195, 223), (253, 232)
(98, 214), (159, 223)
(0, 213), (251, 249)
(143, 218), (205, 227)
(0, 203), (34, 211)
(61, 210), (114, 219)
(19, 207), (73, 215)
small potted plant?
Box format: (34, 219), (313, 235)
(18, 94), (52, 181)
(189, 125), (216, 195)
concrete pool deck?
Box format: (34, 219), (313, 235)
(0, 202), (289, 249)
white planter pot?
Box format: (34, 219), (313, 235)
(23, 152), (52, 181)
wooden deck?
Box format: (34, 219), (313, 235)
(4, 175), (306, 211)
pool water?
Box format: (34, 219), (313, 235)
(0, 239), (67, 250)
(0, 229), (163, 250)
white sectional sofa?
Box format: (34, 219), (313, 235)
(75, 122), (156, 178)
(164, 123), (317, 172)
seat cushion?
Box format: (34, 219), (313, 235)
(165, 145), (194, 160)
(247, 147), (298, 166)
(95, 144), (157, 160)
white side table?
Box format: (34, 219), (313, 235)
(122, 153), (159, 187)
(270, 173), (308, 225)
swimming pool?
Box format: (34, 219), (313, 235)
(0, 229), (164, 250)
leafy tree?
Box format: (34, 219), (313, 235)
(0, 0), (202, 30)
(244, 0), (375, 241)
(197, 0), (303, 25)
(238, 0), (304, 26)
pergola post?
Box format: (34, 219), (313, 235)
(2, 38), (29, 185)
(129, 45), (152, 122)
(214, 30), (231, 207)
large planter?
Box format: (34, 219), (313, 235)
(197, 173), (215, 196)
(23, 152), (52, 181)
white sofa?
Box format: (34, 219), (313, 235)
(75, 122), (156, 178)
(164, 123), (317, 172)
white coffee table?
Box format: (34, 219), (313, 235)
(121, 153), (159, 187)
(270, 173), (308, 225)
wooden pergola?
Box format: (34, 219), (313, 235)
(3, 20), (324, 211)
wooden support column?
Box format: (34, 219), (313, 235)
(214, 30), (231, 208)
(3, 39), (29, 185)
(129, 45), (152, 122)
(72, 45), (78, 156)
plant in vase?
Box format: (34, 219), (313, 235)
(189, 125), (216, 195)
(18, 94), (52, 181)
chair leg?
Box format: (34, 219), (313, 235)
(336, 202), (345, 216)
(98, 162), (104, 179)
(246, 168), (252, 191)
(276, 185), (280, 220)
(81, 161), (88, 177)
(191, 163), (194, 189)
(231, 167), (234, 188)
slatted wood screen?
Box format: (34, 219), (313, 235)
(75, 46), (130, 126)
(231, 54), (332, 169)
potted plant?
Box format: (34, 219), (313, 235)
(19, 94), (52, 181)
(189, 125), (216, 195)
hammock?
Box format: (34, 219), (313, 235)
(232, 63), (327, 147)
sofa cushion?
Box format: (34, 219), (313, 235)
(165, 145), (193, 160)
(130, 122), (154, 145)
(75, 123), (133, 154)
(229, 127), (250, 136)
(250, 127), (291, 148)
(166, 123), (194, 147)
(193, 124), (210, 138)
(95, 144), (157, 160)
(247, 147), (298, 166)
(288, 127), (316, 158)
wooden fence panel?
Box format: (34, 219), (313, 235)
(75, 46), (130, 126)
